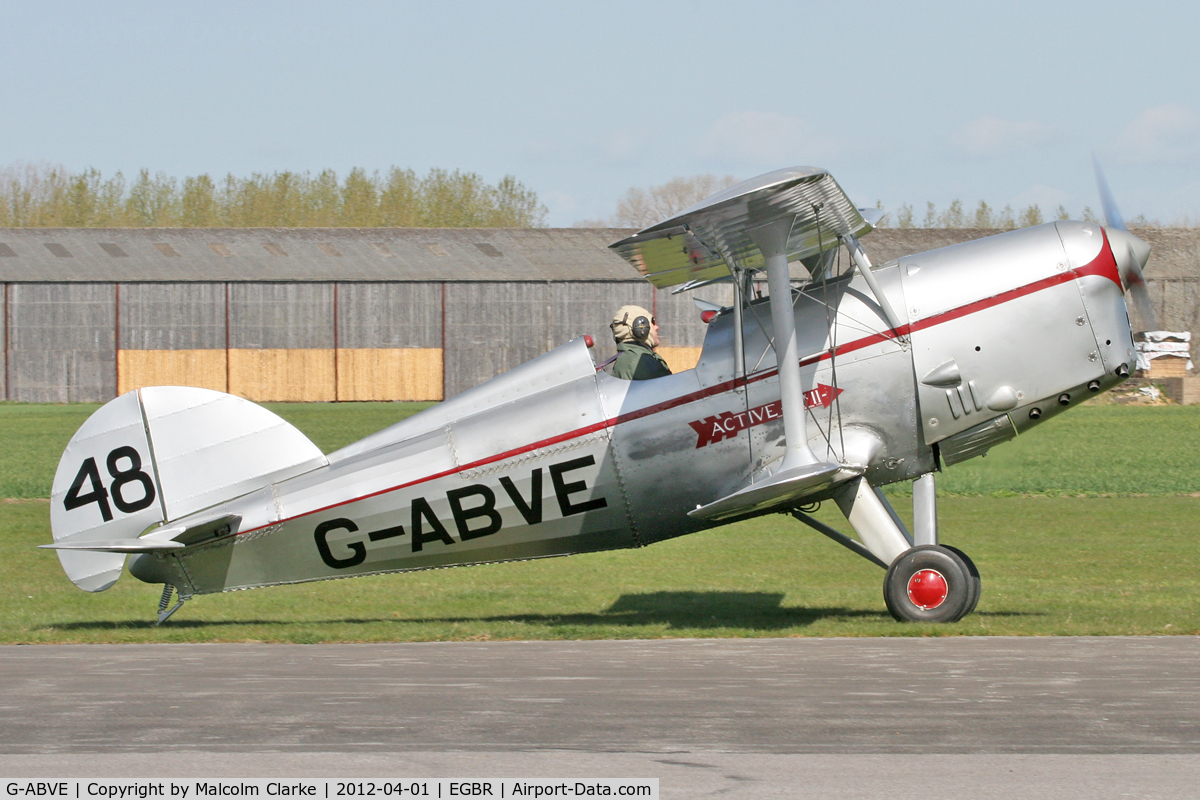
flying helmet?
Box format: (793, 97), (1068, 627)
(610, 305), (656, 346)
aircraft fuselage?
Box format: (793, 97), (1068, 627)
(128, 221), (1133, 596)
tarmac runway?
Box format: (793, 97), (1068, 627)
(2, 637), (1198, 798)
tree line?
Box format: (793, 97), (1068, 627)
(0, 163), (547, 228)
(892, 200), (1093, 229)
(583, 174), (1162, 230)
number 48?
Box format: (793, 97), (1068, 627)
(63, 446), (157, 522)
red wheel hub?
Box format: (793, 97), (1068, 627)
(907, 569), (948, 609)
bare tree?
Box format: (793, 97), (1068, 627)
(609, 174), (738, 228)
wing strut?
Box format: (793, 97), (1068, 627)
(612, 167), (873, 521)
(690, 214), (848, 523)
(843, 234), (905, 336)
(747, 218), (823, 472)
(732, 268), (747, 383)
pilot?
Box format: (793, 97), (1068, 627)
(609, 304), (672, 380)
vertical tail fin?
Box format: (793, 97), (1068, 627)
(48, 387), (327, 591)
(50, 392), (162, 591)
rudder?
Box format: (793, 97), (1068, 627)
(49, 387), (328, 591)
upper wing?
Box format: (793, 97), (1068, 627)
(610, 167), (872, 289)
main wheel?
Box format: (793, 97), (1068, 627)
(941, 544), (981, 617)
(884, 545), (974, 623)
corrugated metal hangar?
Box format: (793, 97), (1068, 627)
(0, 228), (732, 403)
(1, 226), (1194, 404)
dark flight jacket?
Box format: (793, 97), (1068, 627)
(611, 341), (672, 381)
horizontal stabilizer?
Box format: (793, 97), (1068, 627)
(150, 514), (241, 547)
(43, 513), (238, 556)
(41, 539), (185, 553)
(688, 462), (860, 523)
(42, 513), (242, 554)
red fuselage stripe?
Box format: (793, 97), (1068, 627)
(232, 232), (1121, 536)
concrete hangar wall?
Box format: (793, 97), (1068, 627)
(0, 227), (730, 403)
(2, 225), (1195, 404)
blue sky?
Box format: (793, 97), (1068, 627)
(2, 0), (1198, 226)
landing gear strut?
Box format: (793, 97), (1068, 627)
(792, 471), (982, 622)
(882, 472), (981, 622)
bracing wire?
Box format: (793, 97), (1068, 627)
(830, 242), (846, 461)
(718, 266), (753, 471)
(810, 205), (840, 459)
(685, 225), (756, 474)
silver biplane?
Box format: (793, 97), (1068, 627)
(45, 166), (1153, 624)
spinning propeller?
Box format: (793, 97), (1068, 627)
(1093, 157), (1156, 331)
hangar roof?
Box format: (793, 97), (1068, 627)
(0, 227), (642, 282)
(0, 226), (1191, 283)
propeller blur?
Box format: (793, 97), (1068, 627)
(1093, 157), (1156, 330)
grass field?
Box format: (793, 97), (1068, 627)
(911, 404), (1200, 497)
(4, 402), (1197, 500)
(2, 401), (1198, 642)
(4, 497), (1198, 642)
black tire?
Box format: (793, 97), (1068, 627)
(941, 544), (981, 618)
(884, 545), (973, 623)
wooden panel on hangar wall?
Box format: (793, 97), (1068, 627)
(229, 349), (336, 402)
(119, 347), (445, 402)
(656, 346), (702, 375)
(118, 349), (227, 395)
(337, 348), (444, 401)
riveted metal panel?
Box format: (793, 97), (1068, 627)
(337, 282), (442, 349)
(900, 227), (1099, 443)
(8, 283), (115, 402)
(229, 283), (334, 349)
(118, 283), (226, 350)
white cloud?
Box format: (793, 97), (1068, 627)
(1113, 104), (1200, 165)
(948, 116), (1058, 158)
(694, 111), (838, 165)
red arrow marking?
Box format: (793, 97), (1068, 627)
(687, 384), (845, 448)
